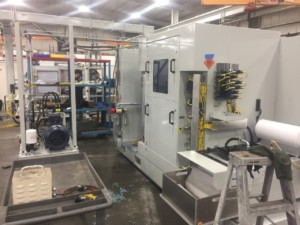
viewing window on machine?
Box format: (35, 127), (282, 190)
(153, 59), (169, 94)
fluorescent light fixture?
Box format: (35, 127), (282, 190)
(8, 0), (24, 6)
(130, 12), (141, 19)
(154, 0), (170, 6)
(78, 5), (90, 13)
(122, 0), (170, 22)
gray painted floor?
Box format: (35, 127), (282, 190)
(0, 127), (186, 225)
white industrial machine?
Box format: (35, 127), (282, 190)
(116, 23), (280, 184)
(140, 22), (281, 185)
(114, 23), (300, 225)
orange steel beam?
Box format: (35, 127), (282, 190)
(202, 0), (300, 5)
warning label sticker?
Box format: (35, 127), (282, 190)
(204, 54), (215, 69)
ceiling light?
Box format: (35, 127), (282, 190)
(130, 12), (141, 19)
(8, 0), (24, 6)
(154, 0), (170, 6)
(122, 0), (169, 22)
(78, 5), (90, 13)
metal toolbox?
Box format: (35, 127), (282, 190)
(12, 165), (52, 204)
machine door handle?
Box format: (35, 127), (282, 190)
(170, 59), (176, 73)
(145, 61), (150, 73)
(145, 104), (149, 116)
(169, 111), (175, 125)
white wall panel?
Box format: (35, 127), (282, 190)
(275, 36), (300, 126)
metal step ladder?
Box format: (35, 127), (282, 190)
(213, 151), (300, 225)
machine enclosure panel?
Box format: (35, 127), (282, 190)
(138, 23), (280, 187)
(114, 49), (143, 143)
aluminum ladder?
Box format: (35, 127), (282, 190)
(214, 151), (300, 225)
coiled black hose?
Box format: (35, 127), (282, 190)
(225, 137), (241, 151)
(41, 92), (60, 117)
(36, 117), (47, 138)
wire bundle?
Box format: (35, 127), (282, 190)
(198, 83), (214, 150)
(215, 70), (247, 100)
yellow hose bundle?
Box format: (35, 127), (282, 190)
(6, 94), (16, 118)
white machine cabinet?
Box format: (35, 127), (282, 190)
(115, 23), (300, 225)
(138, 23), (281, 188)
(143, 36), (180, 167)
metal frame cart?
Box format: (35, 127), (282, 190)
(29, 57), (114, 137)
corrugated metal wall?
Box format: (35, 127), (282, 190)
(227, 7), (300, 34)
(260, 7), (300, 34)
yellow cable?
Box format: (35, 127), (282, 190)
(198, 83), (207, 151)
(221, 71), (235, 76)
(203, 123), (213, 129)
(6, 94), (15, 117)
(232, 78), (243, 81)
(0, 122), (17, 129)
(227, 101), (232, 113)
(242, 71), (248, 78)
(198, 116), (204, 150)
(271, 140), (282, 151)
(218, 76), (230, 82)
(221, 82), (235, 86)
(225, 86), (235, 91)
(239, 83), (247, 88)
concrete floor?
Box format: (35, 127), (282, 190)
(0, 127), (186, 225)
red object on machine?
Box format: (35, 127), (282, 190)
(110, 108), (116, 114)
(244, 3), (257, 12)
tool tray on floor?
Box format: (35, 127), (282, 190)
(0, 153), (112, 225)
